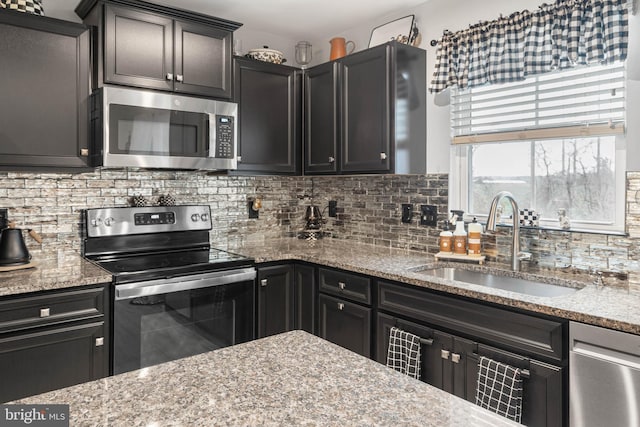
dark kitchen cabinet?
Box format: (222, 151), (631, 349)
(0, 11), (91, 169)
(0, 284), (109, 403)
(304, 41), (426, 175)
(234, 57), (302, 174)
(76, 0), (241, 98)
(377, 280), (566, 427)
(294, 264), (316, 334)
(304, 62), (339, 173)
(257, 263), (316, 337)
(317, 268), (372, 357)
(257, 264), (294, 338)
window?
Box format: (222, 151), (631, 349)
(449, 63), (626, 233)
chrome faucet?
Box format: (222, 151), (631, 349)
(486, 191), (531, 271)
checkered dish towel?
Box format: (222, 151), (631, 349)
(475, 356), (523, 423)
(386, 327), (421, 379)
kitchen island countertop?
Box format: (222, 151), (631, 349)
(15, 330), (518, 426)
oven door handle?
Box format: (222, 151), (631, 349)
(114, 267), (256, 300)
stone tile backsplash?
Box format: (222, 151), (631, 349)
(1, 169), (639, 290)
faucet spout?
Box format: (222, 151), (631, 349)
(486, 191), (528, 271)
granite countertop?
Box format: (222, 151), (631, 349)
(2, 237), (639, 335)
(0, 250), (111, 297)
(223, 237), (640, 335)
(16, 330), (519, 427)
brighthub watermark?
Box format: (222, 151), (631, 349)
(0, 405), (69, 426)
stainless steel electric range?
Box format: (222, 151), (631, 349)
(83, 205), (256, 375)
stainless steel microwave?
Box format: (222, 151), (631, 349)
(90, 86), (238, 170)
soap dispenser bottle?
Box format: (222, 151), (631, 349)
(467, 217), (483, 256)
(452, 214), (467, 255)
(439, 221), (453, 253)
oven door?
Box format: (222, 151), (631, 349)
(112, 267), (255, 375)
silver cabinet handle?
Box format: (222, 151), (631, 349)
(337, 302), (344, 310)
(40, 308), (50, 318)
(441, 349), (450, 360)
(237, 156), (242, 162)
(451, 353), (461, 364)
(80, 148), (89, 156)
(166, 73), (174, 81)
(95, 337), (104, 347)
(380, 152), (387, 160)
(328, 156), (335, 163)
(338, 281), (346, 290)
(176, 74), (184, 82)
(260, 279), (268, 287)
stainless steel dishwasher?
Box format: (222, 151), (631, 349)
(570, 321), (640, 427)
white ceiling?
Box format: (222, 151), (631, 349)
(46, 0), (428, 40)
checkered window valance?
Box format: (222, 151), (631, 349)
(429, 0), (629, 93)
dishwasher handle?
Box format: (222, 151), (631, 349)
(115, 267), (256, 300)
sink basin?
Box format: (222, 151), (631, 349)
(411, 267), (583, 297)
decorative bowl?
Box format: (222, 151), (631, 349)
(246, 46), (286, 64)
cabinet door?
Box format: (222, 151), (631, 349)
(0, 13), (90, 168)
(104, 5), (173, 91)
(340, 45), (391, 173)
(174, 19), (232, 98)
(257, 265), (294, 338)
(0, 321), (107, 403)
(234, 58), (302, 174)
(294, 264), (316, 334)
(318, 294), (371, 357)
(304, 62), (339, 174)
(477, 344), (564, 427)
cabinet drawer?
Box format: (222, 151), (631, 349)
(0, 286), (106, 334)
(318, 268), (371, 304)
(378, 281), (566, 362)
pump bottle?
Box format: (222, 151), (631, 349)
(439, 221), (453, 253)
(453, 215), (467, 255)
(467, 217), (483, 256)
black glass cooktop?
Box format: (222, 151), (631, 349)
(92, 248), (253, 284)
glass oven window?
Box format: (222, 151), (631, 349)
(113, 280), (254, 375)
(109, 104), (209, 157)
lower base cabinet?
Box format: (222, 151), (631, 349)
(318, 294), (371, 357)
(257, 263), (316, 338)
(0, 284), (109, 403)
(317, 267), (372, 358)
(376, 280), (566, 427)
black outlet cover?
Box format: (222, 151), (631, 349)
(248, 201), (259, 219)
(328, 200), (338, 217)
(401, 204), (413, 223)
(420, 205), (438, 226)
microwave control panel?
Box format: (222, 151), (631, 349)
(215, 115), (235, 158)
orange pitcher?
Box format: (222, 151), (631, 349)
(329, 37), (355, 60)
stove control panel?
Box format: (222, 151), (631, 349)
(135, 212), (176, 226)
(86, 205), (212, 237)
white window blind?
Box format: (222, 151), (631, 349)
(451, 63), (626, 145)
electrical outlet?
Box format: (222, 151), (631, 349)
(247, 201), (259, 219)
(328, 200), (338, 217)
(420, 205), (438, 226)
(0, 208), (7, 229)
(401, 204), (413, 223)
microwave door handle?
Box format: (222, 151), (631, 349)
(208, 112), (217, 158)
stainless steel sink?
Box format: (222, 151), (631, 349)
(411, 266), (583, 297)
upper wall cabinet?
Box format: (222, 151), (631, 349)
(233, 57), (302, 175)
(75, 0), (241, 99)
(0, 11), (91, 169)
(305, 41), (427, 175)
